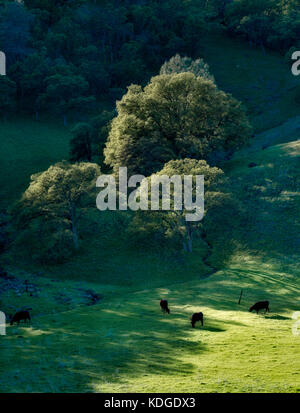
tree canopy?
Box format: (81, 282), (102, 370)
(128, 158), (229, 253)
(225, 0), (300, 52)
(14, 161), (101, 253)
(0, 76), (16, 119)
(105, 72), (252, 176)
(160, 54), (215, 82)
(1, 0), (208, 118)
(1, 0), (298, 120)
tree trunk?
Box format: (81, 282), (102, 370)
(72, 225), (79, 250)
(185, 221), (193, 253)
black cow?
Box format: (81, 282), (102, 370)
(160, 299), (170, 314)
(249, 301), (269, 314)
(191, 312), (204, 328)
(10, 310), (31, 325)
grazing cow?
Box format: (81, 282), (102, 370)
(249, 301), (269, 314)
(10, 310), (31, 326)
(191, 312), (204, 328)
(160, 299), (170, 314)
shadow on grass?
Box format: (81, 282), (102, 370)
(3, 299), (210, 392)
(265, 314), (290, 321)
(214, 267), (300, 313)
(202, 325), (226, 332)
(3, 257), (299, 392)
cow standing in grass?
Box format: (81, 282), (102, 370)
(249, 301), (269, 314)
(160, 299), (170, 314)
(191, 312), (204, 328)
(10, 310), (31, 325)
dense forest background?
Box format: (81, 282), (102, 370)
(1, 0), (299, 122)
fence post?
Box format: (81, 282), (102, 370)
(238, 289), (243, 305)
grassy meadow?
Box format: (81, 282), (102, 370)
(0, 117), (71, 210)
(0, 30), (300, 393)
(1, 257), (300, 393)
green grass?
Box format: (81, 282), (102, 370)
(1, 256), (300, 393)
(0, 117), (72, 209)
(201, 29), (299, 132)
(222, 119), (300, 269)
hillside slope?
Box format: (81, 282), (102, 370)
(1, 257), (300, 393)
(223, 117), (300, 274)
(201, 30), (299, 132)
(1, 116), (299, 393)
(0, 118), (71, 210)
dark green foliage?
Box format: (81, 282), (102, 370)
(0, 2), (33, 64)
(13, 218), (75, 265)
(90, 110), (115, 167)
(70, 123), (94, 162)
(1, 0), (207, 117)
(294, 86), (300, 105)
(69, 110), (115, 165)
(224, 0), (300, 53)
(36, 73), (95, 124)
(0, 76), (16, 118)
(1, 0), (298, 121)
(0, 210), (8, 253)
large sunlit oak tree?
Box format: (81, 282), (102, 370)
(104, 72), (252, 176)
(129, 158), (231, 253)
(15, 161), (101, 250)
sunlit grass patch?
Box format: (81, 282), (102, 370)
(1, 256), (300, 393)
